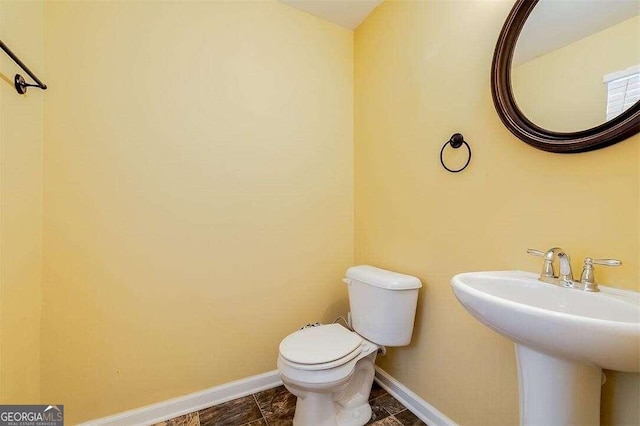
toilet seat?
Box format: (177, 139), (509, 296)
(279, 324), (363, 371)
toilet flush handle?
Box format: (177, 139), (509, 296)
(343, 278), (351, 285)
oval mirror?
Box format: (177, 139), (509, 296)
(492, 0), (640, 153)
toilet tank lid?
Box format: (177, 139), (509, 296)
(345, 265), (422, 290)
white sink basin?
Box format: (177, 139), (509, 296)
(451, 270), (640, 372)
(451, 271), (640, 426)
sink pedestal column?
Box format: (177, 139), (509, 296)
(515, 345), (601, 426)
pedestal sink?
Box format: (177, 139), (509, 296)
(451, 271), (640, 426)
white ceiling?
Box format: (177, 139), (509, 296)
(513, 0), (640, 66)
(278, 0), (384, 30)
(278, 0), (638, 62)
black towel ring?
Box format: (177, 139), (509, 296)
(440, 133), (471, 173)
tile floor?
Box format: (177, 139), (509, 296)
(153, 381), (427, 426)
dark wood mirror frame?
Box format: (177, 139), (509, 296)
(491, 0), (640, 153)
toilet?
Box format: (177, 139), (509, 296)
(277, 265), (422, 426)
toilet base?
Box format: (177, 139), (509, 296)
(291, 393), (373, 426)
(334, 401), (372, 426)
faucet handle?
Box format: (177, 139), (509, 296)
(589, 258), (621, 267)
(527, 248), (555, 281)
(579, 257), (621, 292)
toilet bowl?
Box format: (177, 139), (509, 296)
(277, 265), (422, 426)
(278, 324), (379, 426)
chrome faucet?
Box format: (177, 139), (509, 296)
(527, 247), (621, 292)
(556, 251), (574, 287)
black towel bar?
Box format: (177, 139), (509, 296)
(0, 39), (47, 94)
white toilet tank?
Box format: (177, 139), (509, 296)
(344, 265), (422, 346)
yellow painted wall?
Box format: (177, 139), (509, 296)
(0, 0), (43, 403)
(512, 16), (640, 132)
(354, 1), (639, 425)
(0, 0), (637, 423)
(41, 1), (353, 423)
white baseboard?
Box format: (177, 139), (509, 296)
(80, 366), (454, 426)
(374, 366), (457, 426)
(79, 370), (282, 426)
